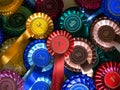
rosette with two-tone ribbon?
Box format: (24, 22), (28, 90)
(62, 74), (96, 90)
(36, 0), (64, 19)
(94, 61), (120, 90)
(24, 39), (54, 76)
(0, 70), (23, 90)
(47, 30), (74, 90)
(65, 38), (97, 77)
(0, 12), (54, 70)
(90, 17), (120, 52)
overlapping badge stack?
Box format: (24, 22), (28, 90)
(0, 0), (120, 90)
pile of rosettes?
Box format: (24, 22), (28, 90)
(0, 0), (120, 90)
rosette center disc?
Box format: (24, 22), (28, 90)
(98, 25), (115, 42)
(51, 36), (70, 54)
(0, 0), (13, 6)
(32, 49), (50, 67)
(0, 77), (17, 90)
(104, 71), (120, 89)
(70, 83), (89, 90)
(70, 46), (88, 64)
(8, 13), (26, 28)
(108, 0), (120, 16)
(40, 0), (58, 14)
(31, 18), (48, 35)
(31, 81), (50, 90)
(64, 15), (82, 32)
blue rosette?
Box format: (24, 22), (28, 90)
(0, 28), (4, 45)
(26, 0), (36, 8)
(102, 0), (120, 22)
(24, 70), (51, 90)
(24, 39), (53, 75)
(62, 74), (96, 90)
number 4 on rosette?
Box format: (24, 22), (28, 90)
(47, 30), (74, 90)
(0, 12), (54, 69)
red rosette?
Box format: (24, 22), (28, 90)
(0, 70), (23, 90)
(65, 38), (96, 73)
(75, 0), (101, 10)
(47, 30), (74, 90)
(94, 61), (120, 90)
(90, 17), (120, 51)
(36, 0), (64, 19)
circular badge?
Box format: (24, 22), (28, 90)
(0, 70), (23, 90)
(94, 61), (120, 89)
(90, 17), (120, 51)
(36, 0), (63, 19)
(62, 74), (96, 90)
(24, 39), (53, 74)
(65, 38), (96, 72)
(47, 30), (74, 56)
(2, 6), (32, 36)
(75, 0), (101, 10)
(59, 9), (87, 33)
(26, 12), (54, 39)
(0, 0), (23, 15)
(102, 0), (120, 22)
(26, 0), (37, 8)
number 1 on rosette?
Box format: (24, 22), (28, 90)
(0, 12), (54, 69)
(47, 30), (74, 90)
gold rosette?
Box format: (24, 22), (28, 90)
(0, 0), (23, 15)
(0, 12), (54, 69)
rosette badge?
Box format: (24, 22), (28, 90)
(47, 30), (74, 90)
(0, 0), (23, 15)
(65, 38), (96, 75)
(24, 39), (53, 75)
(90, 17), (120, 52)
(0, 12), (54, 69)
(36, 0), (64, 19)
(0, 70), (23, 90)
(62, 74), (96, 90)
(59, 8), (88, 37)
(94, 61), (120, 90)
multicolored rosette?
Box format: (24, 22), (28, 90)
(65, 38), (96, 74)
(0, 70), (23, 90)
(24, 70), (51, 90)
(90, 17), (120, 52)
(1, 6), (32, 36)
(24, 39), (53, 75)
(47, 30), (74, 90)
(0, 0), (23, 15)
(75, 0), (101, 10)
(62, 74), (96, 90)
(59, 8), (89, 38)
(36, 0), (64, 19)
(0, 12), (54, 69)
(94, 61), (120, 90)
(102, 0), (120, 22)
(26, 0), (37, 9)
(0, 28), (4, 45)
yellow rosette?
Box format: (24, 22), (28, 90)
(0, 12), (54, 69)
(0, 0), (23, 15)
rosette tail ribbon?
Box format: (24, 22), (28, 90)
(47, 30), (74, 90)
(0, 12), (54, 69)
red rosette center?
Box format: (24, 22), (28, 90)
(47, 30), (74, 56)
(104, 71), (120, 89)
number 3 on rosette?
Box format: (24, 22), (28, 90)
(47, 30), (74, 90)
(0, 12), (54, 69)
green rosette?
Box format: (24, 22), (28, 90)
(59, 7), (89, 38)
(1, 6), (32, 36)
